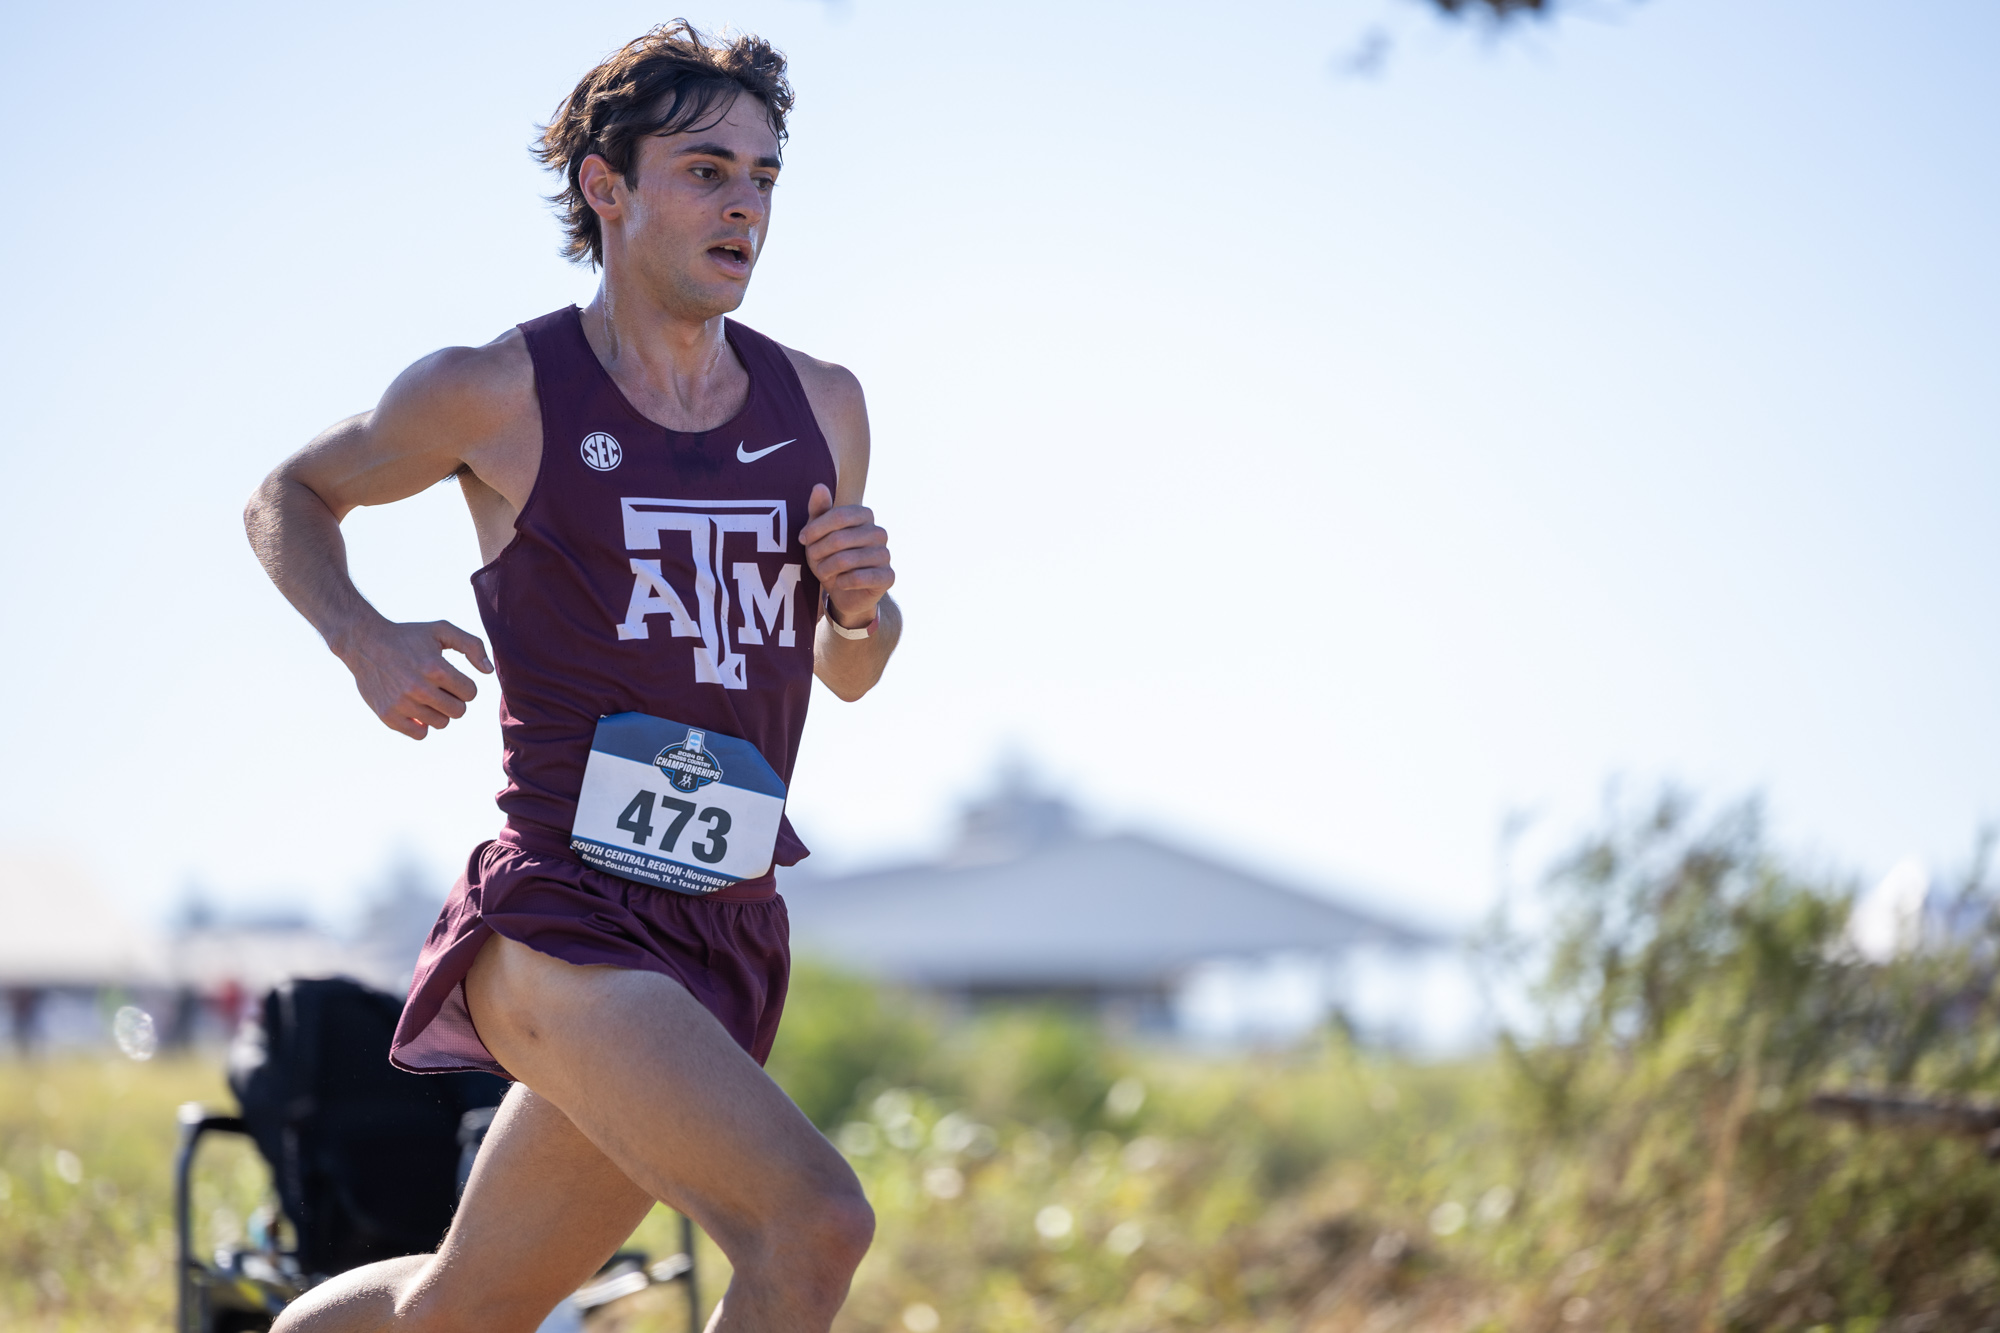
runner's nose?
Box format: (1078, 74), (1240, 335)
(724, 181), (767, 228)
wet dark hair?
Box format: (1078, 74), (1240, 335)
(535, 20), (793, 267)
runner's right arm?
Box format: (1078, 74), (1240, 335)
(245, 340), (533, 739)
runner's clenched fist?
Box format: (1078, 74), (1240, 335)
(802, 481), (894, 628)
(340, 618), (493, 739)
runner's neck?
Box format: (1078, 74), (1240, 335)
(579, 287), (747, 433)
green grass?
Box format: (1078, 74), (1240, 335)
(0, 1056), (261, 1332)
(11, 793), (2000, 1331)
(0, 1043), (1487, 1333)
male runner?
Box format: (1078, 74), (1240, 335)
(245, 24), (897, 1332)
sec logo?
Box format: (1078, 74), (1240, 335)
(580, 432), (623, 471)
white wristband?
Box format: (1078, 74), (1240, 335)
(825, 602), (878, 640)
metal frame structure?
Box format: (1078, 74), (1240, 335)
(175, 1100), (701, 1332)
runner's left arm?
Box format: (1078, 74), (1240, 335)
(790, 355), (900, 701)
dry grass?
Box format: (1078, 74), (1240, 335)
(10, 794), (2000, 1332)
(1, 1055), (256, 1332)
(0, 1044), (1498, 1333)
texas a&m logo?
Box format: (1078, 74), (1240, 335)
(615, 497), (802, 690)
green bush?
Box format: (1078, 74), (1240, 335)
(769, 966), (1132, 1132)
(777, 794), (2000, 1331)
(764, 960), (940, 1128)
(15, 792), (2000, 1332)
(1477, 792), (2000, 1331)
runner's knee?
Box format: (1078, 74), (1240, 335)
(395, 1276), (553, 1333)
(762, 1179), (875, 1292)
(815, 1184), (876, 1267)
(267, 1255), (429, 1333)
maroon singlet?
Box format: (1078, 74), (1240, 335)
(482, 305), (834, 889)
(389, 306), (836, 1075)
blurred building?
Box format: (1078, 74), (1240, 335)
(347, 851), (452, 996)
(0, 849), (169, 1050)
(0, 847), (446, 1052)
(166, 856), (445, 1041)
(783, 779), (1467, 1046)
(171, 906), (353, 998)
(1843, 854), (1998, 964)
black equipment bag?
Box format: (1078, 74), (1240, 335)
(227, 977), (507, 1278)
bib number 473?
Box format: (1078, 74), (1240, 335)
(615, 790), (732, 864)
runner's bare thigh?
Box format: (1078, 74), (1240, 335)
(399, 1082), (655, 1328)
(463, 934), (864, 1265)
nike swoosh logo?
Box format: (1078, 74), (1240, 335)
(736, 438), (796, 463)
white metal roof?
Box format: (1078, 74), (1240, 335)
(784, 829), (1433, 991)
(0, 850), (169, 987)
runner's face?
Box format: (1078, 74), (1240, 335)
(618, 93), (780, 317)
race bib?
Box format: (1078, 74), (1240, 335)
(570, 712), (786, 895)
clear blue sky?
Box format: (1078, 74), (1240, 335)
(1, 0), (1994, 928)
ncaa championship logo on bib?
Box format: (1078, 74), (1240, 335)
(580, 432), (623, 471)
(571, 712), (786, 894)
(656, 729), (723, 793)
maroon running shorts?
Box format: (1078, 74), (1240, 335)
(390, 831), (790, 1077)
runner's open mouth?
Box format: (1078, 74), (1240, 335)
(710, 244), (749, 268)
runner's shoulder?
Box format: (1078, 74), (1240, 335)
(778, 343), (866, 441)
(378, 329), (536, 448)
